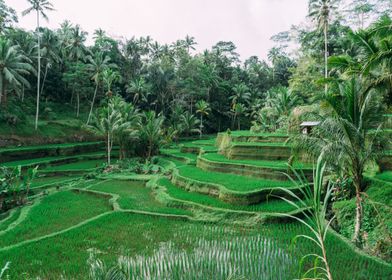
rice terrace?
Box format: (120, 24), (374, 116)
(0, 0), (391, 279)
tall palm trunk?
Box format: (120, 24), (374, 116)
(76, 92), (80, 117)
(87, 82), (98, 124)
(352, 170), (363, 245)
(21, 83), (25, 102)
(324, 22), (328, 95)
(35, 10), (41, 130)
(199, 115), (203, 138)
(40, 62), (49, 97)
(0, 74), (4, 105)
(107, 132), (111, 165)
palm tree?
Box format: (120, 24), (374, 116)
(85, 51), (114, 124)
(308, 0), (338, 94)
(22, 0), (54, 130)
(87, 100), (122, 166)
(102, 68), (120, 95)
(293, 77), (385, 245)
(179, 111), (200, 137)
(39, 28), (60, 98)
(126, 77), (149, 105)
(138, 111), (164, 160)
(0, 38), (34, 105)
(184, 35), (196, 53)
(328, 16), (392, 103)
(232, 103), (246, 130)
(269, 87), (300, 116)
(110, 96), (140, 160)
(230, 83), (251, 108)
(195, 100), (210, 138)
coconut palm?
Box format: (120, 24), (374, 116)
(138, 111), (164, 160)
(39, 28), (60, 98)
(232, 103), (246, 130)
(102, 68), (120, 95)
(328, 15), (392, 102)
(195, 100), (210, 138)
(230, 83), (251, 108)
(292, 77), (385, 245)
(269, 87), (300, 116)
(85, 51), (115, 124)
(67, 25), (87, 62)
(179, 111), (200, 137)
(308, 0), (338, 94)
(87, 100), (122, 165)
(125, 77), (149, 105)
(22, 0), (54, 130)
(110, 96), (140, 160)
(0, 38), (34, 105)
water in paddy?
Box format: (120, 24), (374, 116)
(109, 225), (295, 280)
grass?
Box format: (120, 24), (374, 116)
(177, 165), (294, 192)
(1, 151), (107, 168)
(374, 171), (392, 183)
(42, 159), (105, 171)
(231, 141), (290, 147)
(30, 175), (80, 189)
(221, 130), (288, 137)
(0, 208), (22, 232)
(89, 179), (191, 216)
(159, 178), (296, 213)
(179, 138), (216, 146)
(160, 149), (198, 162)
(366, 178), (392, 207)
(202, 153), (312, 169)
(0, 212), (389, 279)
(0, 190), (112, 248)
(0, 141), (103, 153)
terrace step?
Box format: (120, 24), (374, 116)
(1, 151), (114, 169)
(197, 153), (313, 181)
(171, 165), (301, 205)
(222, 142), (292, 161)
(0, 142), (107, 164)
(156, 177), (298, 215)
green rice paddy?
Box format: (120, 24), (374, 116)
(88, 179), (191, 215)
(0, 136), (390, 279)
(42, 159), (105, 171)
(177, 165), (294, 192)
(202, 152), (312, 170)
(0, 191), (111, 248)
(159, 178), (296, 213)
(0, 212), (389, 279)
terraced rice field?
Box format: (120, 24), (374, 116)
(205, 152), (311, 169)
(177, 165), (294, 192)
(0, 135), (391, 279)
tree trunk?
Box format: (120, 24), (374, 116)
(199, 115), (203, 139)
(40, 62), (49, 97)
(35, 10), (41, 130)
(87, 83), (98, 124)
(324, 22), (328, 95)
(21, 83), (25, 102)
(0, 74), (5, 105)
(76, 92), (80, 117)
(352, 172), (363, 245)
(147, 140), (152, 160)
(107, 132), (111, 165)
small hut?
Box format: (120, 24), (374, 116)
(300, 121), (320, 134)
